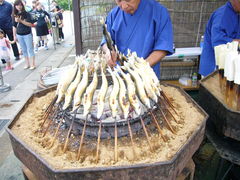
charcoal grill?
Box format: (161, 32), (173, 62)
(7, 84), (208, 180)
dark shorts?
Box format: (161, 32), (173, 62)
(36, 23), (49, 36)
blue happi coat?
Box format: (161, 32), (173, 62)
(102, 0), (173, 78)
(199, 1), (240, 76)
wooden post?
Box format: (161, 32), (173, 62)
(73, 0), (82, 55)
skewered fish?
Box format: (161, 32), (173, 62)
(114, 69), (130, 119)
(130, 63), (158, 103)
(82, 67), (98, 117)
(124, 62), (151, 109)
(97, 66), (108, 119)
(72, 63), (89, 111)
(62, 62), (83, 110)
(56, 64), (78, 103)
(107, 67), (120, 118)
(116, 66), (141, 116)
(134, 58), (161, 96)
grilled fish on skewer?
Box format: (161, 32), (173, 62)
(62, 62), (83, 110)
(114, 70), (130, 119)
(56, 64), (78, 103)
(134, 61), (161, 97)
(130, 64), (158, 103)
(116, 66), (141, 116)
(133, 59), (161, 91)
(133, 58), (177, 111)
(72, 63), (89, 111)
(97, 66), (108, 119)
(107, 67), (120, 118)
(124, 62), (151, 109)
(82, 67), (98, 117)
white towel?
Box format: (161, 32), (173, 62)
(224, 51), (238, 81)
(230, 41), (239, 51)
(234, 55), (240, 85)
(218, 44), (228, 69)
(214, 44), (224, 66)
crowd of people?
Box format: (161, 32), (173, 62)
(0, 0), (64, 71)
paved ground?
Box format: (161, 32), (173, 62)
(0, 11), (76, 179)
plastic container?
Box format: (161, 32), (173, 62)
(191, 73), (198, 87)
(179, 75), (191, 86)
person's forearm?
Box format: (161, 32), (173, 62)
(19, 19), (33, 27)
(146, 50), (167, 66)
(101, 43), (118, 67)
(12, 27), (17, 41)
(101, 43), (109, 53)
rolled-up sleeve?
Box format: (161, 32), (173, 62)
(154, 7), (174, 55)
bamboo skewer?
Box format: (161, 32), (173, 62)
(227, 81), (234, 108)
(44, 96), (57, 114)
(150, 111), (167, 142)
(42, 109), (59, 137)
(165, 107), (178, 123)
(218, 69), (225, 92)
(77, 115), (88, 161)
(41, 104), (59, 129)
(140, 116), (152, 151)
(96, 120), (102, 163)
(43, 118), (53, 137)
(237, 85), (240, 111)
(48, 112), (65, 149)
(127, 118), (136, 156)
(42, 97), (58, 125)
(160, 90), (178, 116)
(114, 117), (118, 162)
(159, 99), (178, 123)
(63, 111), (77, 152)
(159, 107), (176, 134)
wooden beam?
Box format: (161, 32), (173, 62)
(73, 0), (82, 55)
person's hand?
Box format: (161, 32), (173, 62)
(9, 40), (15, 44)
(233, 39), (240, 43)
(13, 36), (17, 43)
(45, 18), (49, 23)
(15, 16), (21, 23)
(105, 49), (117, 67)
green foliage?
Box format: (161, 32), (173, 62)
(56, 0), (72, 10)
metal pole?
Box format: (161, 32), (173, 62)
(73, 0), (82, 55)
(47, 0), (56, 50)
(195, 1), (204, 47)
(47, 0), (50, 12)
(0, 66), (11, 93)
(68, 0), (74, 35)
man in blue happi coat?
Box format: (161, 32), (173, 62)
(199, 0), (240, 76)
(101, 0), (173, 78)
